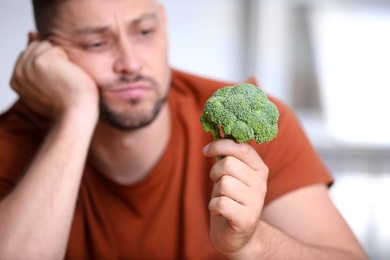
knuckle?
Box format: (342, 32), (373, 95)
(209, 166), (217, 181)
(219, 175), (232, 193)
(253, 174), (267, 194)
(209, 164), (222, 182)
(258, 183), (267, 200)
(10, 79), (18, 90)
(32, 54), (48, 70)
(221, 156), (235, 169)
(216, 196), (230, 210)
(10, 71), (24, 91)
(13, 62), (24, 78)
(237, 142), (251, 155)
(259, 163), (269, 176)
(208, 198), (215, 211)
(254, 160), (269, 177)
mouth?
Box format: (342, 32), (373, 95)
(104, 83), (152, 100)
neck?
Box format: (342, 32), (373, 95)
(88, 103), (171, 185)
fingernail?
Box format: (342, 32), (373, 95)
(203, 144), (210, 154)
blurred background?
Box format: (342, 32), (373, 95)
(1, 0), (390, 258)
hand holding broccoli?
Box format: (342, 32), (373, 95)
(200, 83), (279, 144)
(202, 83), (279, 257)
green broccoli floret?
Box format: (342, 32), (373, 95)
(200, 83), (279, 144)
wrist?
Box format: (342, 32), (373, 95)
(54, 103), (99, 131)
(226, 221), (267, 260)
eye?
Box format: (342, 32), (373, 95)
(138, 28), (155, 37)
(81, 39), (113, 51)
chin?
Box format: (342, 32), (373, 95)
(99, 95), (167, 131)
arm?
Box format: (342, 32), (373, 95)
(0, 40), (98, 259)
(204, 139), (367, 260)
(239, 184), (367, 259)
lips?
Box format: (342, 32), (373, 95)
(105, 84), (151, 100)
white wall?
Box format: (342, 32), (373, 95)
(0, 0), (34, 112)
(161, 0), (246, 82)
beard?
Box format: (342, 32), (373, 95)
(98, 74), (169, 131)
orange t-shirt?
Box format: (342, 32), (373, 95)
(0, 69), (332, 259)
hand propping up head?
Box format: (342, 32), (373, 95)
(10, 33), (99, 121)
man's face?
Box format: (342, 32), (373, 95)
(49, 0), (171, 130)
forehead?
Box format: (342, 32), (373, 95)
(55, 0), (159, 29)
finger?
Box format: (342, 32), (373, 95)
(203, 139), (267, 172)
(209, 151), (268, 189)
(209, 196), (258, 233)
(10, 74), (51, 117)
(23, 41), (53, 67)
(211, 171), (266, 212)
(209, 155), (258, 187)
(10, 49), (31, 91)
(209, 195), (242, 218)
(10, 41), (54, 99)
(20, 42), (57, 91)
(211, 174), (249, 203)
(10, 76), (23, 94)
(12, 41), (50, 79)
(15, 41), (53, 74)
(22, 40), (49, 58)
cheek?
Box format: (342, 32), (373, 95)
(144, 52), (170, 94)
(142, 39), (170, 79)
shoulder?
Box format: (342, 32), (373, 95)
(0, 100), (50, 132)
(170, 69), (234, 105)
(0, 100), (48, 149)
(171, 69), (230, 91)
(170, 69), (260, 108)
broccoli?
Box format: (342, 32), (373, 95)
(200, 83), (279, 144)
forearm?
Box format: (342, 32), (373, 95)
(0, 109), (97, 259)
(229, 220), (367, 260)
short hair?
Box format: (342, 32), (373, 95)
(32, 0), (62, 38)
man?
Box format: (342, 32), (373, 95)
(0, 0), (366, 259)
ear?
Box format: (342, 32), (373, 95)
(158, 4), (167, 26)
(27, 32), (40, 45)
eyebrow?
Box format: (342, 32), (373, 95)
(72, 13), (159, 36)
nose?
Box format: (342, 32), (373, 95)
(113, 37), (143, 74)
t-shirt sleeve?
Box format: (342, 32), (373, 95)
(0, 103), (45, 199)
(255, 97), (333, 205)
(0, 137), (30, 198)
